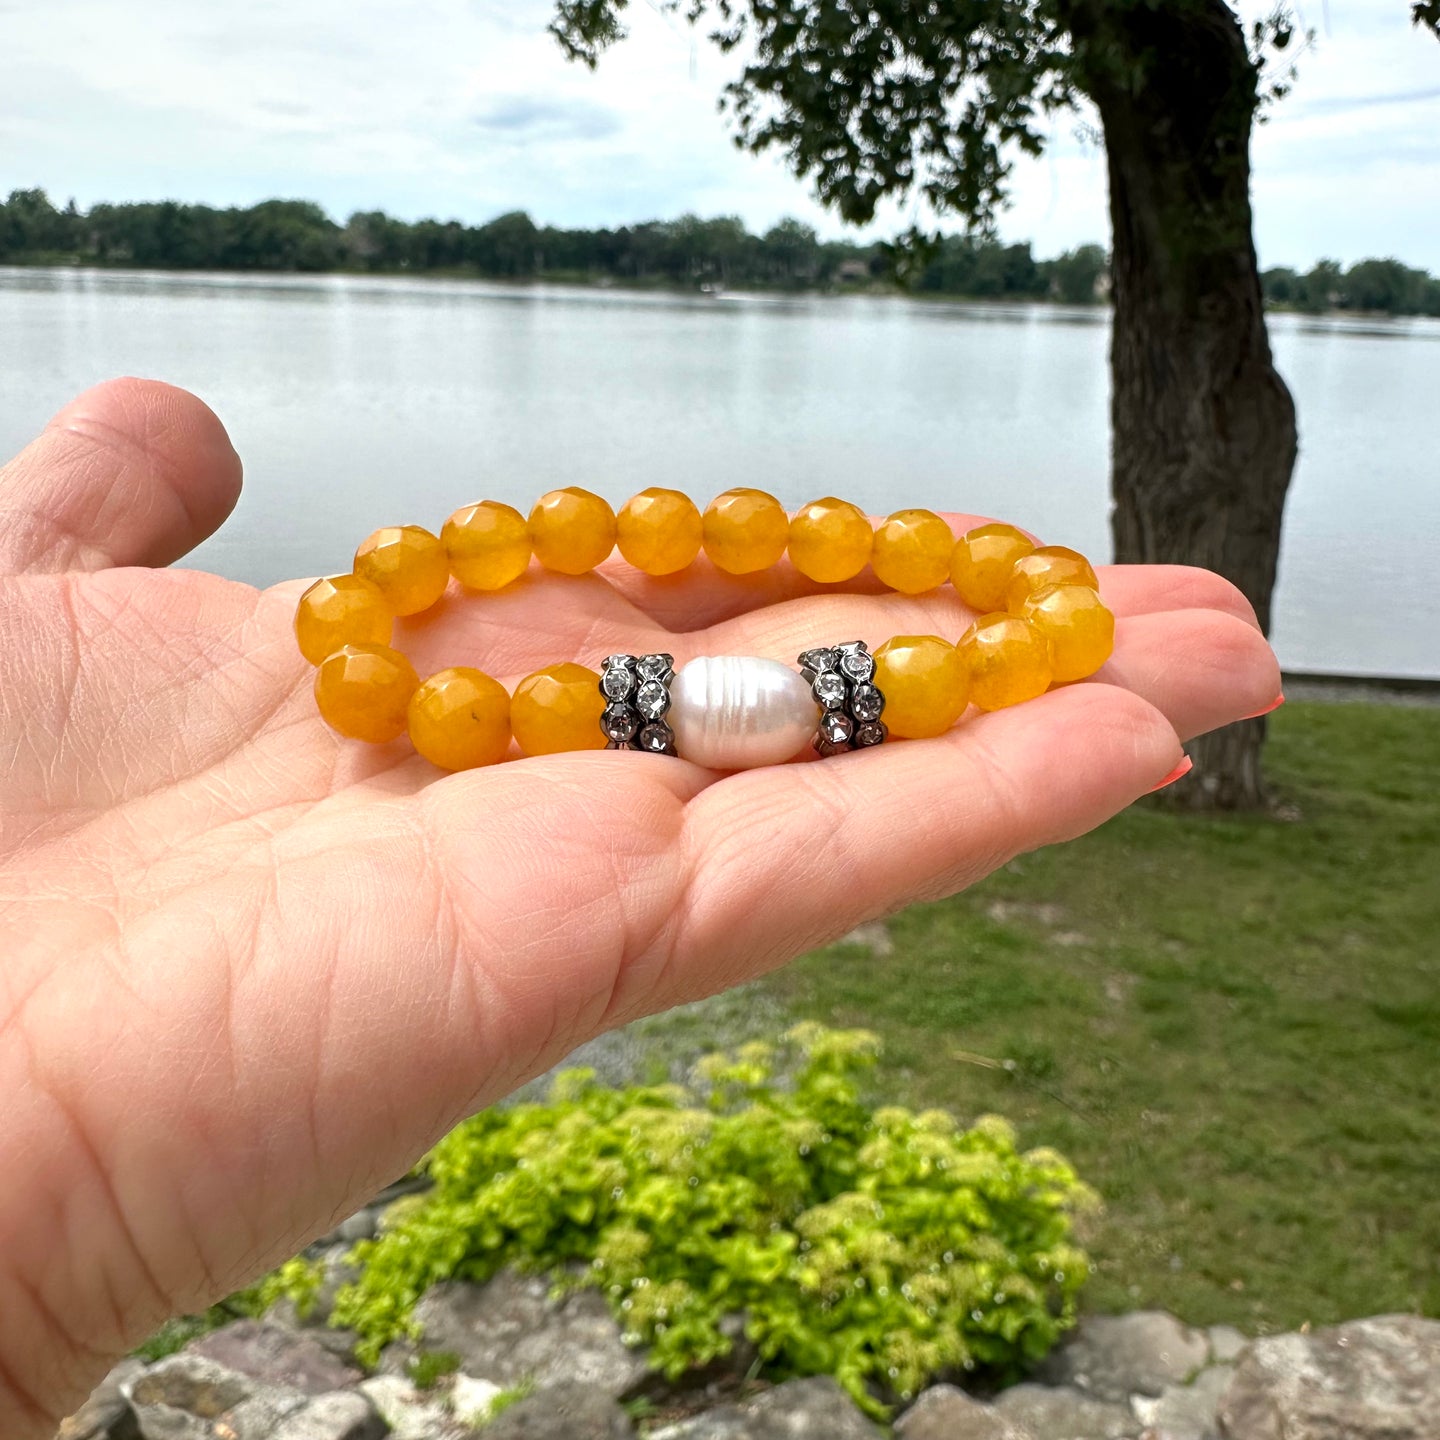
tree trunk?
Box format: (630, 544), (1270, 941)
(1066, 0), (1298, 810)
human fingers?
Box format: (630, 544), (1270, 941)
(694, 591), (1278, 745)
(1090, 610), (1281, 741)
(631, 683), (1183, 1012)
(0, 377), (242, 574)
(1096, 564), (1262, 629)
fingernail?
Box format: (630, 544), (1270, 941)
(1243, 694), (1285, 720)
(1149, 755), (1193, 793)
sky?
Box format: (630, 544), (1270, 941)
(3, 0), (1438, 270)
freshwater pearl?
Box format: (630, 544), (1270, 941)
(669, 656), (817, 769)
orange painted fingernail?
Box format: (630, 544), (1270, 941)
(1243, 694), (1285, 720)
(1149, 755), (1193, 793)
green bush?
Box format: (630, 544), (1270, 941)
(281, 1024), (1094, 1416)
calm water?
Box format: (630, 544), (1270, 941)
(2, 267), (1437, 678)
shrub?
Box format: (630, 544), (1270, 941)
(279, 1024), (1095, 1416)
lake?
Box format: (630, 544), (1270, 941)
(2, 266), (1436, 678)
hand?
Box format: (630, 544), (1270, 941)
(0, 378), (1279, 1435)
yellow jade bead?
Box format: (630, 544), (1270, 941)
(617, 487), (703, 576)
(353, 524), (450, 616)
(407, 666), (511, 771)
(529, 487), (617, 575)
(1005, 546), (1100, 613)
(294, 574), (392, 665)
(1020, 583), (1116, 683)
(443, 500), (532, 591)
(313, 643), (419, 742)
(959, 613), (1054, 711)
(788, 497), (874, 583)
(702, 487), (790, 575)
(873, 635), (970, 739)
(871, 509), (954, 594)
(511, 662), (608, 755)
(950, 523), (1036, 613)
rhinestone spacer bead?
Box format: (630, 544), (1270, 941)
(598, 653), (677, 754)
(797, 639), (887, 756)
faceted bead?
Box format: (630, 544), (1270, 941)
(617, 487), (703, 576)
(873, 635), (969, 739)
(1020, 583), (1116, 683)
(294, 574), (392, 665)
(959, 614), (1054, 711)
(702, 488), (790, 575)
(313, 643), (419, 742)
(788, 497), (873, 583)
(407, 666), (511, 771)
(950, 523), (1035, 613)
(511, 662), (608, 755)
(443, 501), (532, 592)
(1005, 546), (1100, 613)
(870, 509), (954, 595)
(353, 524), (450, 616)
(529, 487), (617, 575)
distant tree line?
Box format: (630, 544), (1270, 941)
(2, 188), (1436, 316)
(0, 187), (1107, 302)
(1261, 258), (1440, 317)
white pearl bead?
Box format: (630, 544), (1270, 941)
(669, 656), (817, 769)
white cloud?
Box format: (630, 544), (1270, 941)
(3, 0), (1437, 268)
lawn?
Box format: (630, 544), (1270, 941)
(763, 701), (1440, 1332)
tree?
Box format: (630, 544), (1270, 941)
(551, 1), (1439, 808)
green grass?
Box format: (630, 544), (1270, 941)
(764, 702), (1440, 1333)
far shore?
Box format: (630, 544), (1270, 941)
(4, 259), (1438, 326)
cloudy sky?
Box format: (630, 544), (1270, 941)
(4, 0), (1438, 269)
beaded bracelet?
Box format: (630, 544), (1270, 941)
(293, 488), (1115, 772)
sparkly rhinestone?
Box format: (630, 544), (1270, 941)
(637, 653), (674, 682)
(840, 646), (875, 683)
(601, 666), (635, 701)
(850, 684), (885, 722)
(636, 679), (670, 720)
(820, 711), (854, 746)
(853, 721), (887, 748)
(797, 647), (838, 676)
(813, 671), (847, 710)
(638, 722), (674, 754)
(604, 653), (637, 673)
(601, 705), (639, 743)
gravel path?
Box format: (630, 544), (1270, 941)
(1283, 675), (1440, 708)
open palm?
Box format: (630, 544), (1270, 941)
(0, 379), (1279, 1435)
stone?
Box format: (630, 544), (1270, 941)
(1036, 1312), (1210, 1401)
(190, 1321), (361, 1395)
(992, 1382), (1140, 1439)
(637, 654), (675, 682)
(1216, 1314), (1440, 1440)
(813, 670), (847, 709)
(1131, 1366), (1232, 1440)
(126, 1354), (257, 1438)
(850, 684), (884, 722)
(413, 1271), (650, 1398)
(481, 1380), (636, 1439)
(337, 1209), (379, 1244)
(357, 1375), (462, 1439)
(219, 1389), (312, 1439)
(893, 1384), (1028, 1440)
(797, 648), (838, 677)
(449, 1373), (504, 1424)
(58, 1358), (146, 1440)
(270, 1393), (389, 1440)
(649, 1376), (882, 1439)
(1207, 1327), (1248, 1365)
